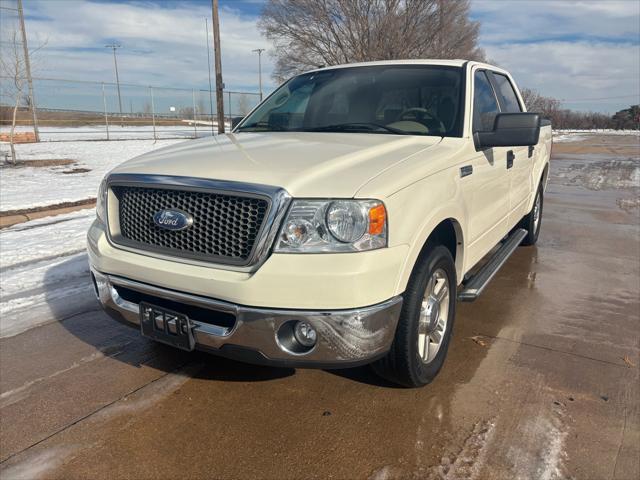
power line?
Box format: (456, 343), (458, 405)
(211, 0), (225, 134)
(204, 17), (215, 135)
(17, 0), (40, 141)
(560, 94), (639, 102)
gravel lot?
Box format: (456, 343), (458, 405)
(1, 133), (638, 479)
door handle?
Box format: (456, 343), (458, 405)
(528, 146), (535, 158)
(507, 150), (514, 169)
(460, 165), (473, 178)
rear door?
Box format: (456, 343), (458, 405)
(488, 71), (532, 224)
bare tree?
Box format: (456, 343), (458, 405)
(179, 106), (195, 119)
(0, 31), (26, 164)
(259, 0), (485, 82)
(0, 29), (45, 164)
(520, 88), (562, 126)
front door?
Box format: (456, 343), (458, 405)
(462, 69), (511, 270)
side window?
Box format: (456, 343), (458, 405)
(493, 73), (522, 113)
(473, 71), (499, 132)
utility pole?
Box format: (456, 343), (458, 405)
(252, 48), (265, 101)
(17, 0), (39, 142)
(105, 44), (123, 124)
(204, 17), (215, 135)
(211, 0), (225, 134)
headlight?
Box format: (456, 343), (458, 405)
(326, 201), (367, 243)
(96, 177), (108, 223)
(274, 199), (387, 253)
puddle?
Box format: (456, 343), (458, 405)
(555, 158), (640, 191)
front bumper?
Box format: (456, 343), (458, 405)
(91, 269), (403, 368)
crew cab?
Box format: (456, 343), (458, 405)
(88, 60), (551, 387)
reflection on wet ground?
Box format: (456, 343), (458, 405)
(1, 135), (638, 479)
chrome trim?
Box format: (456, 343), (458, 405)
(91, 268), (402, 364)
(104, 173), (292, 273)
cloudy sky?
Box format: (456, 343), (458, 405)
(1, 0), (638, 113)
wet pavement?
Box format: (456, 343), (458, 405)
(1, 135), (639, 479)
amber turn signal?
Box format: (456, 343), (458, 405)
(368, 204), (386, 235)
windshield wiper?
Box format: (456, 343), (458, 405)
(303, 122), (410, 135)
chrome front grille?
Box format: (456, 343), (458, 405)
(110, 184), (271, 266)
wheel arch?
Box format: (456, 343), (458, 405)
(396, 217), (465, 293)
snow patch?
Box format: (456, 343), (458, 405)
(0, 211), (96, 338)
(0, 136), (184, 212)
(431, 419), (496, 480)
(553, 129), (640, 143)
(508, 413), (568, 480)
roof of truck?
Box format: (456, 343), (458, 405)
(305, 59), (504, 74)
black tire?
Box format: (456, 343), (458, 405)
(372, 245), (456, 387)
(520, 186), (543, 246)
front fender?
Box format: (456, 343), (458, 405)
(385, 168), (468, 293)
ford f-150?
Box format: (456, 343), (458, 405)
(88, 60), (552, 387)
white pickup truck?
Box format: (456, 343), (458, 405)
(88, 60), (551, 387)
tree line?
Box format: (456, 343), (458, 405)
(521, 89), (639, 130)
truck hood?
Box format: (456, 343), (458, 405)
(113, 132), (442, 197)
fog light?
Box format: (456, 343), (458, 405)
(293, 321), (317, 347)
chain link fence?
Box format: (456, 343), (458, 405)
(0, 76), (261, 141)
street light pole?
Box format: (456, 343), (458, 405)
(105, 44), (123, 124)
(252, 48), (265, 101)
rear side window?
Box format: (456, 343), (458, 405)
(472, 71), (499, 132)
(493, 73), (522, 113)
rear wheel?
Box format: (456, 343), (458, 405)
(373, 245), (456, 387)
(520, 186), (543, 246)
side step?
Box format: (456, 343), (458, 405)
(457, 228), (527, 302)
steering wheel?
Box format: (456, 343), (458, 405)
(396, 108), (445, 133)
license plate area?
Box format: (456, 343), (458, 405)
(140, 302), (195, 351)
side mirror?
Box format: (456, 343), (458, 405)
(475, 113), (540, 148)
(231, 116), (244, 129)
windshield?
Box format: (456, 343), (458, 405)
(237, 65), (464, 137)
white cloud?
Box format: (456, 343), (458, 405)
(1, 0), (276, 92)
(473, 0), (639, 44)
(487, 41), (640, 111)
(472, 0), (640, 112)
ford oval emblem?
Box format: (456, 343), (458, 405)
(153, 209), (193, 231)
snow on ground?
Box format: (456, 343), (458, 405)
(553, 129), (640, 143)
(0, 209), (96, 338)
(0, 209), (93, 268)
(0, 125), (210, 142)
(0, 136), (185, 212)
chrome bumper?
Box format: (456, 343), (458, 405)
(91, 269), (402, 368)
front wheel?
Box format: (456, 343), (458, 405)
(372, 245), (456, 387)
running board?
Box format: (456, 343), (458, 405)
(457, 228), (527, 302)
